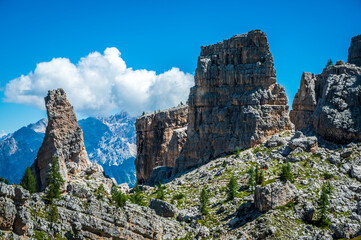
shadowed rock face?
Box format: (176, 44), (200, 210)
(291, 35), (361, 144)
(135, 106), (188, 184)
(32, 88), (89, 191)
(348, 34), (361, 67)
(173, 31), (291, 174)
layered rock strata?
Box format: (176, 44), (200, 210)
(348, 34), (361, 67)
(174, 31), (292, 173)
(290, 36), (361, 143)
(32, 89), (112, 191)
(135, 106), (188, 184)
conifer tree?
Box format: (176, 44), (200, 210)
(47, 205), (59, 223)
(156, 182), (166, 200)
(226, 175), (238, 201)
(199, 186), (209, 215)
(234, 147), (240, 158)
(280, 162), (294, 182)
(318, 183), (332, 226)
(326, 58), (333, 67)
(255, 167), (264, 185)
(46, 156), (65, 202)
(20, 167), (37, 193)
(248, 167), (256, 192)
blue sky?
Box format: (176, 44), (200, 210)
(0, 0), (360, 134)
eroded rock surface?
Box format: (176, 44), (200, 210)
(348, 34), (361, 67)
(31, 89), (113, 192)
(174, 31), (291, 173)
(135, 106), (188, 183)
(290, 54), (361, 144)
(255, 181), (298, 212)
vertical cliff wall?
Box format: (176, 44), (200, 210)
(348, 34), (361, 67)
(173, 31), (292, 173)
(135, 106), (188, 184)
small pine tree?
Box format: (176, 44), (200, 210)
(0, 177), (4, 182)
(111, 186), (127, 208)
(280, 162), (294, 182)
(234, 147), (240, 158)
(96, 184), (106, 200)
(130, 182), (146, 206)
(222, 160), (227, 168)
(20, 167), (37, 193)
(248, 167), (256, 192)
(255, 167), (264, 185)
(156, 182), (166, 200)
(4, 179), (9, 185)
(180, 101), (184, 106)
(326, 59), (333, 67)
(142, 111), (145, 116)
(226, 175), (238, 201)
(46, 156), (65, 202)
(199, 187), (209, 215)
(318, 183), (332, 226)
(47, 205), (59, 223)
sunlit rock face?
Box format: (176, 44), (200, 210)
(291, 35), (361, 144)
(173, 31), (291, 174)
(135, 106), (188, 184)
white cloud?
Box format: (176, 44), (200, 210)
(4, 48), (194, 117)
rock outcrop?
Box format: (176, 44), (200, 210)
(174, 30), (292, 173)
(290, 36), (361, 144)
(348, 34), (361, 67)
(0, 183), (187, 239)
(135, 106), (188, 184)
(31, 89), (112, 191)
(255, 181), (298, 212)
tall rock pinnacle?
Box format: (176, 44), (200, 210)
(32, 88), (90, 191)
(173, 30), (292, 174)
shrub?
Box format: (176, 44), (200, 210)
(111, 187), (127, 208)
(172, 193), (185, 200)
(326, 58), (333, 67)
(0, 177), (9, 185)
(129, 182), (146, 206)
(280, 162), (294, 182)
(96, 184), (106, 200)
(234, 147), (240, 158)
(323, 172), (333, 180)
(142, 112), (145, 115)
(222, 161), (227, 168)
(46, 156), (65, 202)
(20, 167), (37, 193)
(199, 187), (209, 215)
(248, 167), (256, 192)
(156, 182), (166, 200)
(255, 167), (264, 185)
(226, 175), (238, 201)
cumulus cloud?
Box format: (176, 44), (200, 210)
(4, 48), (194, 117)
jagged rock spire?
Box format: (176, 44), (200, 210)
(32, 88), (89, 191)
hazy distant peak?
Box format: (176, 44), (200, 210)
(27, 118), (48, 133)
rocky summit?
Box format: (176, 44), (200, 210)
(31, 88), (113, 192)
(135, 105), (188, 184)
(173, 30), (291, 174)
(290, 37), (361, 144)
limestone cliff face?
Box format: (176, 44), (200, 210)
(290, 35), (361, 144)
(173, 31), (291, 173)
(135, 106), (188, 184)
(348, 34), (361, 67)
(32, 89), (112, 192)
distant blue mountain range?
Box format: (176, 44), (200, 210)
(0, 112), (137, 186)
